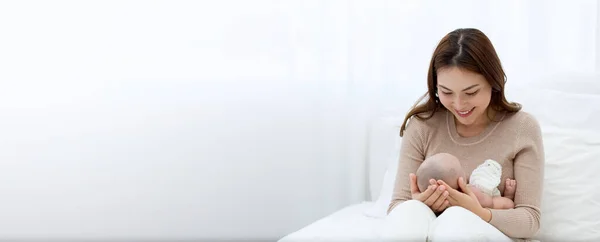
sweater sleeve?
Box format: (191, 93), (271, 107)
(387, 118), (427, 214)
(489, 114), (545, 239)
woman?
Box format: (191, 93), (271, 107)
(382, 28), (544, 242)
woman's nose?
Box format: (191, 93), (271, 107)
(453, 97), (466, 109)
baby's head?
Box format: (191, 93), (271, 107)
(416, 153), (464, 192)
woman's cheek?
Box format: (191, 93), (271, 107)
(438, 96), (450, 107)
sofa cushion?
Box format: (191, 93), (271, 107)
(514, 72), (600, 241)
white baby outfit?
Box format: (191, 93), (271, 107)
(469, 159), (502, 197)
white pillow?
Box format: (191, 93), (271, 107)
(514, 72), (600, 241)
(364, 116), (403, 217)
(363, 150), (399, 218)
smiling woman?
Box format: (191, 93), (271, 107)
(385, 28), (545, 241)
(437, 67), (494, 137)
(399, 28), (521, 138)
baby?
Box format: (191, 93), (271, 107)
(415, 153), (516, 209)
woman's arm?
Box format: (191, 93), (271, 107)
(387, 118), (427, 214)
(488, 113), (545, 238)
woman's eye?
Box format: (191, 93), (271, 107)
(441, 92), (452, 95)
(466, 91), (479, 96)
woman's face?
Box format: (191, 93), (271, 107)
(436, 67), (493, 127)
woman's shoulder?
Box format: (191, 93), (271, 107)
(503, 110), (540, 126)
(405, 108), (448, 131)
(501, 110), (542, 135)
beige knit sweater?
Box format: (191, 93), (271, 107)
(388, 108), (545, 240)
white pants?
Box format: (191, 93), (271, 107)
(380, 200), (514, 242)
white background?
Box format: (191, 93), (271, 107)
(0, 0), (598, 240)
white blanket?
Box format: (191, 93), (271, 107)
(278, 202), (384, 242)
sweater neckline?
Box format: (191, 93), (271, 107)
(446, 109), (506, 145)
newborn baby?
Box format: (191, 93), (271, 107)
(415, 153), (516, 209)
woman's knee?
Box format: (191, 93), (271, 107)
(381, 200), (435, 241)
(390, 200), (429, 212)
(438, 206), (477, 219)
(428, 206), (513, 242)
(387, 200), (434, 220)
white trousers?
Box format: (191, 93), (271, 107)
(380, 200), (514, 242)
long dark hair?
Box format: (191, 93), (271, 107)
(399, 28), (521, 137)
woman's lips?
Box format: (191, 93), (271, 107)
(456, 107), (474, 118)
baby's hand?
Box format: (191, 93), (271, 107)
(503, 179), (517, 200)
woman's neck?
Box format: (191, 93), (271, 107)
(455, 108), (496, 137)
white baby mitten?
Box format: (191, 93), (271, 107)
(469, 159), (502, 197)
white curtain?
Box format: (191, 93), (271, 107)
(236, 0), (600, 239)
(0, 0), (598, 241)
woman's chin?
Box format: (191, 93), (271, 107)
(455, 113), (490, 129)
(454, 115), (473, 125)
(454, 114), (481, 127)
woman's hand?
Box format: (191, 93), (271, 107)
(409, 173), (450, 213)
(437, 177), (492, 222)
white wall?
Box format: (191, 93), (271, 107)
(0, 0), (368, 240)
(0, 0), (598, 241)
(597, 0), (600, 71)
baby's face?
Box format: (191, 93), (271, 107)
(416, 153), (464, 192)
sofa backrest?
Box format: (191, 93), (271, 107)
(514, 72), (600, 241)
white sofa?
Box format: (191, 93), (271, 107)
(278, 72), (600, 242)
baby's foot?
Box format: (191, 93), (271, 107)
(504, 179), (517, 199)
(469, 185), (493, 208)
